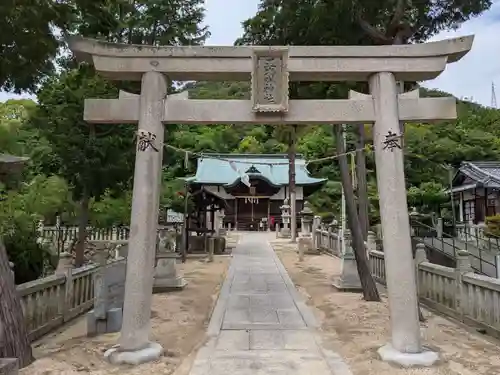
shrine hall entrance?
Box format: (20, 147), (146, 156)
(224, 171), (284, 231)
(236, 197), (269, 231)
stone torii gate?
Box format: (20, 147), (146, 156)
(69, 35), (473, 367)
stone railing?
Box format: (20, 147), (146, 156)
(369, 248), (500, 339)
(368, 250), (386, 284)
(40, 225), (130, 244)
(16, 257), (99, 342)
(14, 235), (183, 342)
(314, 229), (341, 257)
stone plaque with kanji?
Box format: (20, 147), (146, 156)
(251, 47), (289, 112)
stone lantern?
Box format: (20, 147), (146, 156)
(280, 198), (291, 238)
(300, 201), (314, 237)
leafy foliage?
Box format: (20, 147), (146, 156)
(30, 65), (136, 202)
(0, 0), (71, 92)
(1, 0), (498, 282)
(0, 175), (72, 282)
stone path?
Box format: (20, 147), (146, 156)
(188, 232), (352, 375)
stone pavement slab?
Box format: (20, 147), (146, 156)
(188, 232), (352, 375)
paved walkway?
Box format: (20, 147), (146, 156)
(188, 232), (352, 375)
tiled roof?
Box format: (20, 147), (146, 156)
(0, 153), (29, 175)
(186, 153), (326, 186)
(0, 153), (29, 164)
(455, 161), (500, 188)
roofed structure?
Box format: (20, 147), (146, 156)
(451, 161), (500, 225)
(186, 153), (325, 188)
(185, 154), (326, 231)
(452, 161), (500, 191)
(0, 153), (29, 185)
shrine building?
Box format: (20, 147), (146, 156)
(185, 153), (326, 231)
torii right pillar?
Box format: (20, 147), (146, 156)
(368, 76), (465, 365)
(369, 74), (431, 365)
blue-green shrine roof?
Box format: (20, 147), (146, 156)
(184, 153), (326, 187)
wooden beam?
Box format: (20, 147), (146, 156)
(84, 97), (457, 124)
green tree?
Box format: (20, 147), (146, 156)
(0, 175), (72, 282)
(68, 0), (210, 45)
(90, 189), (132, 228)
(238, 0), (491, 46)
(30, 66), (136, 266)
(0, 0), (73, 92)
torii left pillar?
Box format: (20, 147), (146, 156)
(104, 71), (166, 365)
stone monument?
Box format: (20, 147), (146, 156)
(153, 229), (187, 292)
(332, 229), (362, 292)
(298, 201), (315, 259)
(69, 35), (473, 367)
(87, 249), (126, 337)
(280, 198), (291, 238)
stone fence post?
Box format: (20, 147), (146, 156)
(111, 226), (118, 241)
(56, 252), (73, 321)
(208, 237), (215, 262)
(8, 261), (15, 280)
(414, 243), (428, 298)
(312, 216), (321, 249)
(366, 231), (377, 258)
(37, 219), (44, 238)
(436, 218), (443, 239)
(455, 250), (472, 319)
(93, 250), (108, 320)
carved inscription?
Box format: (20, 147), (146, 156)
(137, 129), (159, 152)
(262, 57), (279, 103)
(382, 130), (402, 152)
(252, 48), (289, 112)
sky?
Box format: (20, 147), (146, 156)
(1, 0), (499, 106)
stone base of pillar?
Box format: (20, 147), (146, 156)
(0, 358), (18, 375)
(297, 236), (318, 254)
(280, 228), (291, 238)
(104, 342), (163, 365)
(153, 275), (188, 292)
(153, 256), (187, 293)
(377, 343), (439, 367)
(86, 307), (123, 336)
(332, 255), (362, 292)
(299, 236), (320, 254)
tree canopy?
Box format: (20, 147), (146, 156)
(1, 0), (499, 281)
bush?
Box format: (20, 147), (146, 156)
(3, 224), (50, 284)
(485, 214), (500, 237)
(0, 175), (72, 282)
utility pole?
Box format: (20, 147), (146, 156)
(340, 124), (347, 255)
(446, 164), (456, 228)
(492, 82), (497, 109)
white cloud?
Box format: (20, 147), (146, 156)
(1, 0), (499, 107)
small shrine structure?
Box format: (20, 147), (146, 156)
(184, 153), (325, 231)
